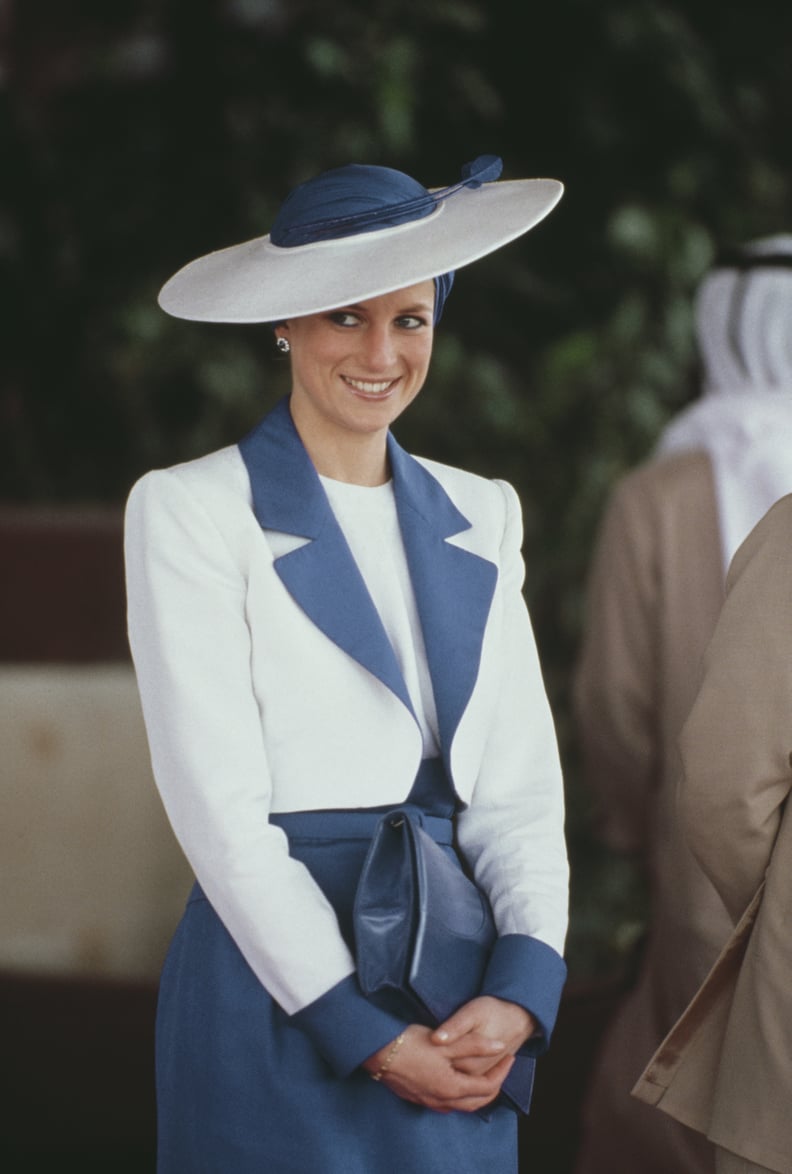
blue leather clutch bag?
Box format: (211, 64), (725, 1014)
(353, 808), (536, 1114)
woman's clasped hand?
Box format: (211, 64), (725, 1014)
(363, 996), (537, 1113)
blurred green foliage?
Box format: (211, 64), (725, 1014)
(3, 0), (791, 978)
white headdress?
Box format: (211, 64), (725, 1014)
(656, 235), (792, 575)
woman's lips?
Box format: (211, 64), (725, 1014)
(342, 376), (398, 395)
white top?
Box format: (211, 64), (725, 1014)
(319, 475), (440, 757)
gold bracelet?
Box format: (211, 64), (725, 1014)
(371, 1031), (406, 1081)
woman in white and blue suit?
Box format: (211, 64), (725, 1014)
(125, 156), (569, 1172)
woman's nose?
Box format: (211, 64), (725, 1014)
(361, 324), (396, 370)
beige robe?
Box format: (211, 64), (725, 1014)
(574, 450), (734, 1174)
(633, 492), (792, 1174)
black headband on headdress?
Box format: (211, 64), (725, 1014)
(714, 248), (792, 271)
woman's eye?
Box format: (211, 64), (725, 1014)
(328, 311), (360, 327)
(396, 315), (427, 330)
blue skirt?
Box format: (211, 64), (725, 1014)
(155, 765), (517, 1172)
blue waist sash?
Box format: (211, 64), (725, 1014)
(269, 807), (454, 845)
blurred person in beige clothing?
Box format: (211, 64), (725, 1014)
(633, 491), (792, 1174)
(573, 236), (792, 1174)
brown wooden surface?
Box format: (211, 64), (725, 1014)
(0, 507), (128, 663)
(0, 971), (157, 1172)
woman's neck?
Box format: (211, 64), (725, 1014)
(308, 439), (389, 486)
(289, 405), (390, 486)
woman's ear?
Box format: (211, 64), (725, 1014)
(274, 322), (291, 354)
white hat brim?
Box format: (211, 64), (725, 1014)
(157, 177), (563, 323)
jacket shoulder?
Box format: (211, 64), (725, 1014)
(127, 444), (250, 509)
(411, 454), (516, 515)
(612, 448), (714, 510)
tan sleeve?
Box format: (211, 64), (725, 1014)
(679, 494), (792, 922)
(573, 473), (660, 854)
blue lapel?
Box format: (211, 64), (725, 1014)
(239, 399), (414, 716)
(238, 398), (497, 768)
(387, 433), (497, 775)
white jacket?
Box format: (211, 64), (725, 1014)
(125, 397), (568, 1033)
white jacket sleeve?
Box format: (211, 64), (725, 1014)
(125, 468), (360, 1014)
(455, 479), (569, 958)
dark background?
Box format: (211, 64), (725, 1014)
(2, 1), (791, 1167)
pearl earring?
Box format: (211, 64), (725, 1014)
(276, 337), (290, 354)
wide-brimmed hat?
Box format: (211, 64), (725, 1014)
(158, 155), (563, 324)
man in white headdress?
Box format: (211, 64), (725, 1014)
(572, 236), (792, 1174)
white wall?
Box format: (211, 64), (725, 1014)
(1, 664), (193, 980)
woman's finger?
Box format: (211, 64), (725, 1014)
(429, 1056), (515, 1111)
(430, 1004), (478, 1044)
(435, 1030), (506, 1060)
(449, 1051), (510, 1077)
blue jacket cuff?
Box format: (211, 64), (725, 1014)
(480, 934), (567, 1055)
(290, 974), (409, 1077)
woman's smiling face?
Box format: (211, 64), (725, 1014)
(278, 280), (435, 450)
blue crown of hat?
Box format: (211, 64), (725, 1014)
(269, 155), (503, 323)
(270, 155), (503, 247)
